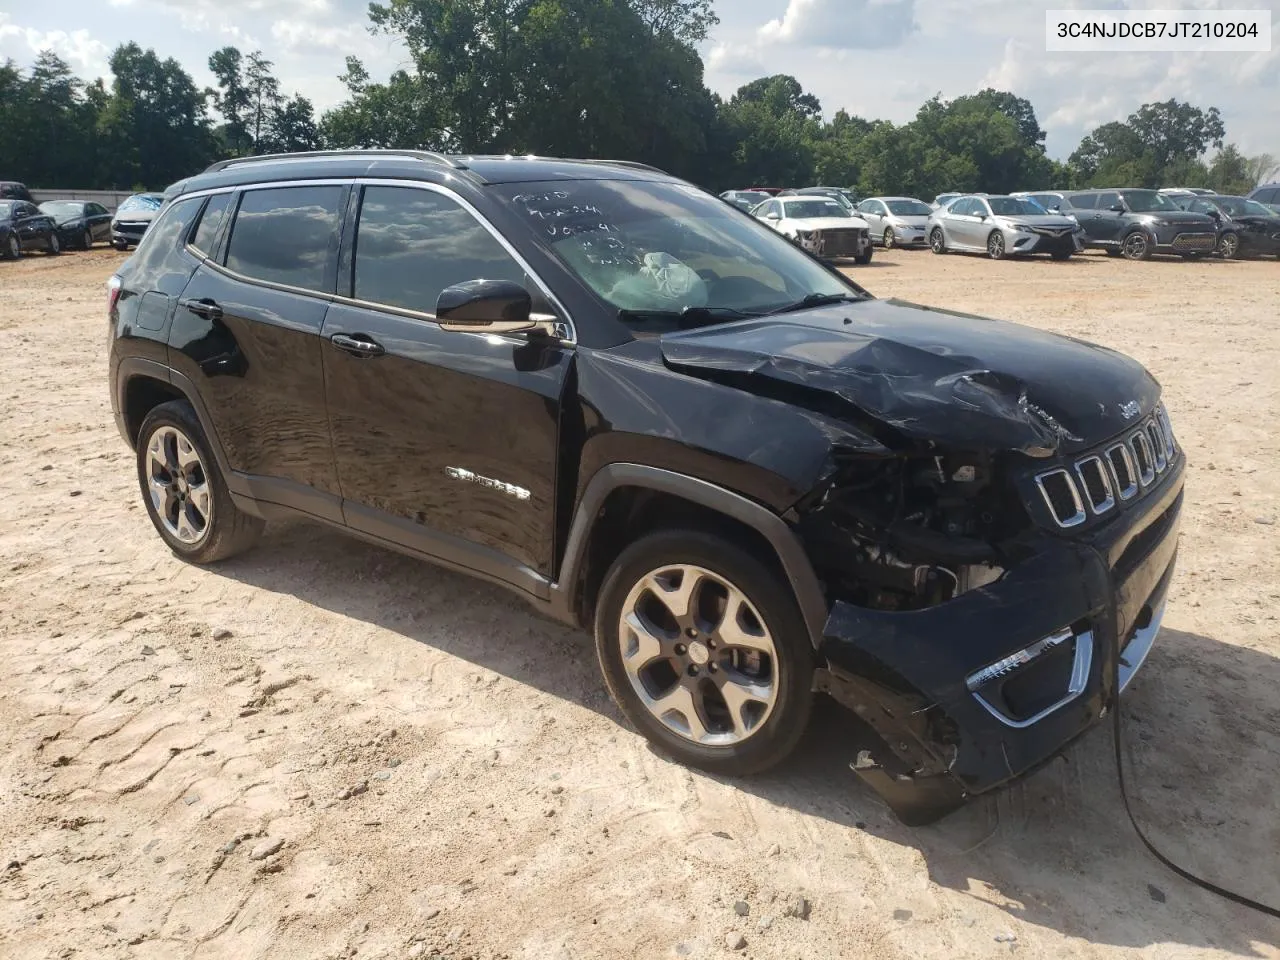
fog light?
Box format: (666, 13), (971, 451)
(966, 627), (1093, 728)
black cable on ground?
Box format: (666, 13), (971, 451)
(1111, 653), (1280, 921)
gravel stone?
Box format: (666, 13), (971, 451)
(783, 895), (810, 920)
(248, 838), (284, 861)
(338, 781), (369, 800)
(725, 931), (747, 951)
(733, 900), (750, 917)
(211, 627), (233, 640)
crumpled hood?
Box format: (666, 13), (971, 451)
(659, 298), (1161, 457)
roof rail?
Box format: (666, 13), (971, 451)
(568, 158), (669, 175)
(201, 149), (466, 174)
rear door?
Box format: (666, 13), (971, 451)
(1068, 193), (1105, 243)
(1091, 192), (1125, 243)
(169, 183), (347, 522)
(947, 198), (981, 247)
(321, 181), (574, 586)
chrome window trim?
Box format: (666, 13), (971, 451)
(967, 628), (1094, 729)
(1106, 442), (1139, 500)
(1074, 455), (1115, 515)
(351, 177), (577, 344)
(1034, 467), (1087, 528)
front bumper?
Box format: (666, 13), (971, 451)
(885, 224), (928, 246)
(820, 453), (1185, 824)
(1007, 227), (1078, 256)
(1151, 225), (1217, 253)
(111, 223), (149, 246)
(797, 229), (871, 259)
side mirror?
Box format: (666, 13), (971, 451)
(1108, 203), (1126, 213)
(766, 211), (781, 220)
(436, 279), (556, 336)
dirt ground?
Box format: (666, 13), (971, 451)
(1, 245), (1278, 960)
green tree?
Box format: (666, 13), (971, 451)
(208, 46), (251, 155)
(273, 95), (320, 152)
(717, 75), (822, 187)
(1070, 100), (1225, 187)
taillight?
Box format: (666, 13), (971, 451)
(107, 275), (122, 315)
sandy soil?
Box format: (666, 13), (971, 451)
(1, 245), (1278, 960)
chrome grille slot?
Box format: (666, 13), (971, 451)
(1130, 431), (1155, 486)
(1146, 422), (1167, 472)
(1035, 469), (1086, 527)
(1155, 405), (1176, 458)
(1074, 456), (1115, 514)
(1107, 443), (1138, 500)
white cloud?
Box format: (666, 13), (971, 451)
(758, 0), (916, 49)
(0, 15), (111, 75)
(271, 20), (372, 54)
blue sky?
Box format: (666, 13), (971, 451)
(1, 0), (1275, 161)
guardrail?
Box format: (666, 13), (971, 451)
(30, 189), (135, 212)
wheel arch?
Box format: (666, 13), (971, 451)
(551, 464), (828, 649)
(115, 360), (233, 476)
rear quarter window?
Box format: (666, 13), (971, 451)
(224, 185), (345, 293)
(125, 198), (204, 277)
(190, 193), (232, 258)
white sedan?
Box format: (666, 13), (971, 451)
(752, 196), (873, 264)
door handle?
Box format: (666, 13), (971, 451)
(179, 297), (223, 321)
(330, 333), (385, 358)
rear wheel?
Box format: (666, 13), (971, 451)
(986, 231), (1007, 260)
(136, 400), (263, 564)
(2, 234), (18, 260)
(929, 228), (946, 254)
(46, 232), (60, 255)
(82, 228), (93, 250)
(594, 530), (814, 776)
(1121, 230), (1152, 261)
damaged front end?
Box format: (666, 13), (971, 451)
(795, 440), (1183, 825)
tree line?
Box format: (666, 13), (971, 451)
(0, 0), (1272, 198)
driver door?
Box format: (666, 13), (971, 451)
(321, 182), (574, 583)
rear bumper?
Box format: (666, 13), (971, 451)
(820, 454), (1185, 824)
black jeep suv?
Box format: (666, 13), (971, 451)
(1064, 188), (1218, 259)
(109, 151), (1184, 824)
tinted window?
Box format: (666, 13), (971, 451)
(1255, 188), (1278, 204)
(89, 203), (109, 216)
(1119, 190), (1177, 212)
(1067, 193), (1095, 210)
(950, 198), (974, 216)
(190, 193), (232, 257)
(225, 185), (344, 293)
(1096, 192), (1121, 210)
(353, 186), (524, 314)
(128, 198), (203, 277)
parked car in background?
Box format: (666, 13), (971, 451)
(111, 193), (166, 249)
(38, 200), (113, 250)
(927, 195), (1078, 260)
(1063, 189), (1218, 260)
(747, 186), (784, 196)
(1247, 183), (1280, 213)
(1172, 194), (1280, 259)
(753, 194), (873, 263)
(779, 187), (859, 209)
(0, 181), (35, 202)
(856, 197), (933, 248)
(0, 199), (61, 258)
(719, 190), (772, 212)
(932, 192), (963, 210)
(1159, 187), (1215, 197)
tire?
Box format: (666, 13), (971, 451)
(929, 227), (946, 254)
(1050, 250), (1072, 260)
(854, 247), (873, 265)
(883, 228), (896, 249)
(1121, 230), (1152, 261)
(136, 400), (263, 564)
(2, 234), (17, 260)
(986, 230), (1006, 260)
(113, 240), (129, 251)
(46, 232), (60, 255)
(82, 229), (93, 250)
(593, 530), (815, 777)
(1217, 232), (1240, 259)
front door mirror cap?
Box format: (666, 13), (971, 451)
(436, 278), (559, 337)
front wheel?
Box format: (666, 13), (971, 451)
(82, 229), (93, 250)
(594, 530), (814, 776)
(113, 240), (128, 251)
(883, 228), (896, 249)
(1217, 232), (1240, 259)
(1121, 230), (1152, 260)
(854, 247), (873, 265)
(929, 228), (946, 254)
(2, 234), (18, 260)
(987, 230), (1007, 260)
(46, 232), (60, 255)
(136, 400), (263, 564)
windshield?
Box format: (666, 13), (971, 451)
(782, 199), (851, 220)
(738, 191), (770, 204)
(989, 197), (1047, 216)
(496, 180), (859, 332)
(1218, 197), (1273, 217)
(0, 201), (13, 219)
(39, 201), (83, 217)
(1122, 190), (1179, 213)
(119, 195), (163, 213)
(885, 199), (932, 216)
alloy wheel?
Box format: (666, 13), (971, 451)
(145, 425), (212, 545)
(884, 228), (896, 249)
(617, 564), (779, 746)
(987, 232), (1005, 259)
(1219, 233), (1239, 259)
(48, 233), (59, 254)
(930, 228), (945, 254)
(1122, 232), (1149, 260)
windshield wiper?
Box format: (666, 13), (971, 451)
(764, 292), (864, 316)
(617, 305), (760, 327)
